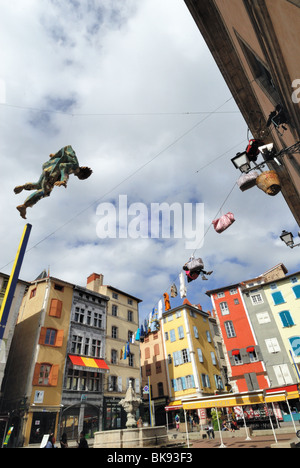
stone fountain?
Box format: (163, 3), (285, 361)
(94, 381), (168, 448)
(119, 380), (142, 428)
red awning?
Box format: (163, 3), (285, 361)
(247, 346), (255, 353)
(231, 349), (240, 356)
(69, 355), (109, 373)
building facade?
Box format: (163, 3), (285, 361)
(184, 0), (300, 224)
(61, 285), (110, 439)
(140, 325), (170, 427)
(207, 264), (300, 393)
(86, 273), (142, 431)
(207, 284), (268, 393)
(1, 274), (112, 446)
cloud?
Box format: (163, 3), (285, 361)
(1, 0), (299, 324)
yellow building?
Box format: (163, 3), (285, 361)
(262, 270), (300, 381)
(86, 273), (142, 430)
(162, 302), (223, 406)
(2, 274), (74, 446)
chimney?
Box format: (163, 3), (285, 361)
(86, 273), (103, 293)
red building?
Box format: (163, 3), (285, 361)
(206, 284), (268, 393)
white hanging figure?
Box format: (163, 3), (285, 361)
(179, 272), (187, 298)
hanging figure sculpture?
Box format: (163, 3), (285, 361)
(14, 145), (92, 219)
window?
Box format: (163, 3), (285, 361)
(111, 349), (117, 364)
(71, 335), (82, 354)
(30, 288), (37, 299)
(224, 321), (236, 338)
(273, 364), (293, 386)
(145, 347), (150, 359)
(157, 382), (164, 396)
(45, 329), (57, 346)
(128, 353), (134, 367)
(232, 351), (243, 365)
(201, 374), (210, 388)
(206, 331), (211, 343)
(289, 336), (300, 357)
(279, 311), (295, 328)
(271, 291), (285, 305)
(168, 314), (173, 322)
(33, 363), (59, 387)
(176, 311), (181, 319)
(154, 344), (160, 356)
(250, 293), (264, 305)
(292, 285), (300, 299)
(211, 351), (217, 365)
(75, 307), (85, 323)
(91, 339), (101, 358)
(178, 326), (184, 339)
(112, 305), (118, 316)
(54, 283), (64, 292)
(230, 289), (238, 295)
(291, 277), (298, 284)
(214, 375), (224, 390)
(156, 362), (162, 374)
(197, 348), (204, 363)
(38, 364), (51, 385)
(270, 283), (277, 290)
(182, 348), (191, 364)
(185, 375), (195, 389)
(234, 299), (239, 305)
(256, 312), (271, 324)
(112, 293), (118, 300)
(170, 329), (176, 342)
(165, 331), (169, 341)
(112, 326), (118, 339)
(193, 326), (199, 339)
(219, 302), (229, 315)
(128, 310), (133, 322)
(217, 292), (225, 298)
(248, 348), (258, 362)
(128, 331), (134, 342)
(84, 338), (90, 355)
(128, 299), (133, 305)
(265, 338), (281, 353)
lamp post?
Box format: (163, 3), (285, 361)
(280, 230), (300, 249)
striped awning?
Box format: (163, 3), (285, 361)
(69, 355), (110, 373)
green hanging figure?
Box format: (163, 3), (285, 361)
(14, 145), (92, 219)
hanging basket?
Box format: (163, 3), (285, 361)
(237, 171), (259, 192)
(256, 170), (281, 196)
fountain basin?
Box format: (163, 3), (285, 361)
(94, 426), (168, 448)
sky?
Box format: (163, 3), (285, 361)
(1, 0), (299, 324)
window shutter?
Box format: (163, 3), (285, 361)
(154, 344), (160, 356)
(118, 376), (122, 392)
(55, 330), (64, 347)
(39, 327), (47, 345)
(32, 363), (41, 386)
(293, 285), (300, 299)
(271, 291), (285, 305)
(49, 299), (62, 318)
(48, 365), (59, 386)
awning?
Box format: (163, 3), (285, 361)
(247, 346), (255, 353)
(165, 400), (182, 412)
(231, 349), (240, 355)
(69, 355), (110, 373)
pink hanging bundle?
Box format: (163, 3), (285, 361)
(212, 212), (235, 234)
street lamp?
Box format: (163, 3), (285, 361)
(280, 230), (300, 248)
(231, 152), (251, 173)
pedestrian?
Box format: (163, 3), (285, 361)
(60, 432), (68, 448)
(175, 414), (180, 431)
(77, 431), (89, 448)
(206, 421), (215, 440)
(137, 417), (143, 428)
(45, 434), (57, 448)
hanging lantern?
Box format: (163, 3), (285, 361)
(256, 170), (281, 196)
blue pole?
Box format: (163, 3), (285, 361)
(0, 223), (32, 340)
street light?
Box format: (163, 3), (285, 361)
(280, 230), (300, 248)
(231, 152), (251, 173)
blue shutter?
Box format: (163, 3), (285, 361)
(279, 311), (294, 327)
(272, 291), (285, 305)
(170, 329), (176, 342)
(191, 375), (195, 388)
(293, 285), (300, 299)
(181, 377), (186, 390)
